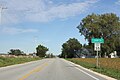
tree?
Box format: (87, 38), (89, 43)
(61, 38), (82, 58)
(8, 49), (24, 56)
(83, 44), (94, 56)
(36, 45), (49, 57)
(46, 53), (55, 58)
(77, 13), (120, 56)
(116, 46), (120, 56)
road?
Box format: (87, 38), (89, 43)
(0, 58), (113, 80)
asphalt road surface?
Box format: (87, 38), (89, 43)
(0, 58), (112, 80)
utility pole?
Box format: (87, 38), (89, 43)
(0, 5), (7, 24)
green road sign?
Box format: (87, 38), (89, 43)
(92, 38), (104, 43)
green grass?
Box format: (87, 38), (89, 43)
(0, 57), (41, 67)
(67, 58), (120, 80)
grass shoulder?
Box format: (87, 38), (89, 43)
(0, 57), (41, 67)
(67, 58), (120, 80)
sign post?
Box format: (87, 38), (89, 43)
(97, 50), (98, 67)
(91, 38), (104, 67)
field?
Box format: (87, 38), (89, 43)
(68, 58), (120, 80)
(0, 57), (41, 67)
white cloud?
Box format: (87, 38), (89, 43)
(0, 0), (98, 23)
(116, 0), (120, 5)
(0, 27), (38, 35)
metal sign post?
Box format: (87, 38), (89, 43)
(97, 50), (98, 67)
(94, 43), (100, 67)
(92, 38), (104, 67)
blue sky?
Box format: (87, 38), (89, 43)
(0, 0), (120, 55)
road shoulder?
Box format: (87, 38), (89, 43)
(0, 59), (42, 70)
(63, 59), (117, 80)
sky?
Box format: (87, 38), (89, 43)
(0, 0), (120, 55)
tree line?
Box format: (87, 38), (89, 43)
(7, 44), (55, 58)
(7, 45), (49, 57)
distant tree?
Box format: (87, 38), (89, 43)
(50, 53), (55, 58)
(83, 44), (95, 56)
(61, 38), (82, 58)
(8, 49), (24, 56)
(46, 53), (55, 58)
(77, 13), (120, 56)
(36, 45), (49, 57)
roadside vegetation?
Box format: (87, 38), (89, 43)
(0, 44), (54, 68)
(0, 57), (41, 67)
(59, 13), (120, 79)
(68, 58), (120, 80)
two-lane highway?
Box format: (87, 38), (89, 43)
(0, 58), (115, 80)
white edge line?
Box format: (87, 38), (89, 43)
(75, 67), (99, 80)
(62, 59), (99, 80)
(63, 59), (117, 80)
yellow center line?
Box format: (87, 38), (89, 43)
(19, 63), (48, 80)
